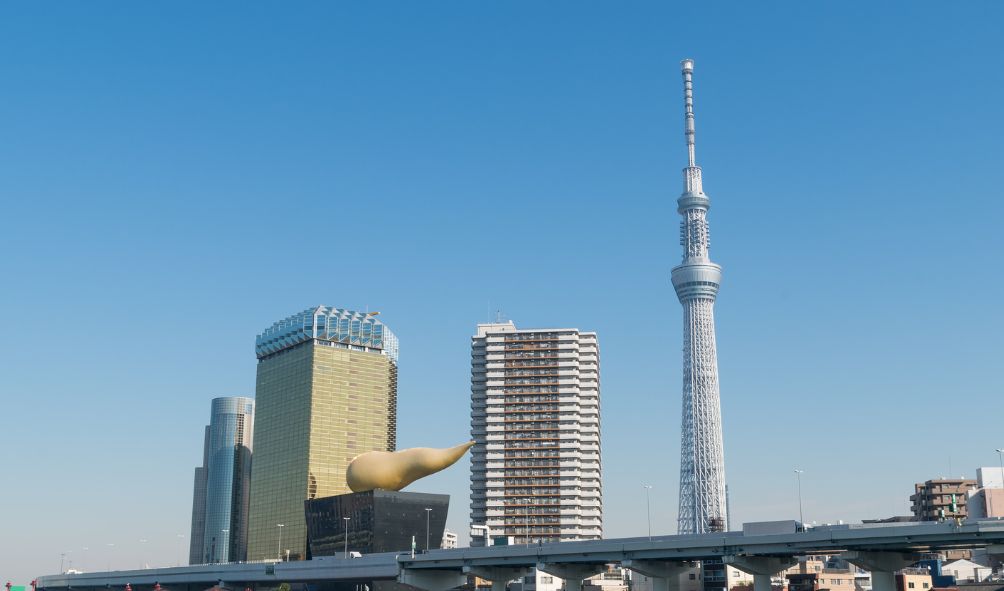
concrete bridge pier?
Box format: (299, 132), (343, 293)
(724, 556), (797, 591)
(398, 569), (466, 591)
(463, 567), (529, 591)
(536, 564), (605, 591)
(840, 551), (924, 591)
(622, 560), (696, 591)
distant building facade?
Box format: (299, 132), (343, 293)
(909, 478), (977, 521)
(469, 321), (602, 546)
(787, 571), (857, 591)
(976, 466), (1004, 489)
(304, 490), (447, 557)
(966, 467), (1004, 519)
(188, 426), (210, 565)
(940, 559), (993, 583)
(967, 488), (1004, 519)
(629, 567), (701, 591)
(894, 570), (932, 591)
(441, 530), (458, 550)
(202, 397), (255, 563)
(246, 307), (399, 561)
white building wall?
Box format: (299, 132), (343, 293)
(942, 559), (992, 582)
(440, 530), (458, 549)
(976, 467), (1004, 489)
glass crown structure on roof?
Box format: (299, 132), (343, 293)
(255, 306), (399, 362)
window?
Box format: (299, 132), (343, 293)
(908, 583), (915, 589)
(689, 574), (697, 580)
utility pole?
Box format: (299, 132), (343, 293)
(425, 508), (432, 552)
(343, 517), (351, 559)
(276, 524), (285, 561)
(643, 485), (653, 540)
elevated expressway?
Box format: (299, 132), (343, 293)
(37, 520), (1004, 591)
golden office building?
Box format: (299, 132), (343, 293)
(245, 307), (399, 561)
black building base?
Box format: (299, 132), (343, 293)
(305, 490), (450, 557)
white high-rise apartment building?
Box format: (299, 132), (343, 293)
(469, 321), (602, 546)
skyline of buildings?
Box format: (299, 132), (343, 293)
(469, 321), (603, 546)
(44, 292), (1004, 583)
(41, 53), (998, 577)
(244, 307), (400, 561)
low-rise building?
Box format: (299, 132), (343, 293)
(628, 564), (701, 591)
(966, 489), (1004, 519)
(966, 468), (1004, 520)
(786, 556), (829, 575)
(512, 567), (627, 591)
(787, 570), (857, 591)
(895, 569), (933, 591)
(910, 479), (977, 522)
(441, 530), (458, 550)
(583, 566), (630, 591)
(941, 559), (992, 583)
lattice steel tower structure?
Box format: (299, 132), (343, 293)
(671, 59), (728, 535)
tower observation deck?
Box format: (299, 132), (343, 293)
(671, 59), (728, 535)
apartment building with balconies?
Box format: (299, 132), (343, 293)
(909, 478), (977, 522)
(469, 321), (602, 546)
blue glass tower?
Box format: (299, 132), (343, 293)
(202, 396), (255, 563)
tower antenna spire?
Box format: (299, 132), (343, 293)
(681, 58), (697, 168)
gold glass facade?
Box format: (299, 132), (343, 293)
(246, 340), (397, 561)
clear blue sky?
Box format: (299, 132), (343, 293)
(2, 1), (1003, 584)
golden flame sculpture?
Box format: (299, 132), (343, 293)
(346, 440), (475, 493)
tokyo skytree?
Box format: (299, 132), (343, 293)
(671, 59), (728, 535)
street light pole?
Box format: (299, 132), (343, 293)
(643, 485), (653, 541)
(139, 539), (147, 569)
(175, 534), (184, 567)
(995, 449), (1004, 485)
(794, 469), (805, 525)
(221, 530), (229, 564)
(276, 524), (285, 561)
(106, 543), (115, 572)
(424, 508), (432, 552)
(343, 517), (351, 559)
